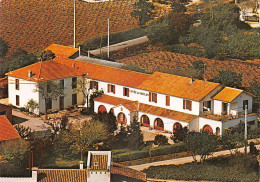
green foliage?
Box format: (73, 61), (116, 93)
(128, 116), (144, 150)
(149, 143), (186, 156)
(212, 70), (242, 88)
(142, 154), (259, 181)
(25, 99), (39, 113)
(40, 50), (55, 61)
(121, 63), (149, 74)
(113, 150), (149, 162)
(0, 37), (8, 58)
(0, 50), (38, 77)
(46, 115), (69, 138)
(131, 0), (156, 27)
(94, 112), (117, 134)
(0, 139), (29, 177)
(246, 82), (260, 100)
(154, 134), (169, 146)
(89, 89), (104, 112)
(184, 131), (218, 163)
(111, 125), (129, 149)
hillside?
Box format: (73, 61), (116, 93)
(0, 0), (141, 55)
(117, 51), (260, 87)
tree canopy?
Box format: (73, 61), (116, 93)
(212, 70), (242, 88)
(0, 38), (8, 58)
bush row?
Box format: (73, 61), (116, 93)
(113, 143), (187, 162)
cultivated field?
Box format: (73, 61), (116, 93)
(118, 51), (260, 87)
(0, 0), (142, 55)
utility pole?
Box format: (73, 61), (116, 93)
(73, 0), (76, 48)
(107, 18), (110, 59)
(244, 105), (248, 155)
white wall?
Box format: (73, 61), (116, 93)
(213, 100), (223, 115)
(199, 117), (223, 135)
(8, 76), (39, 113)
(232, 92), (253, 114)
(222, 114), (258, 131)
(89, 79), (200, 116)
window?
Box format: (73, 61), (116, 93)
(72, 94), (77, 105)
(243, 100), (248, 110)
(72, 77), (77, 89)
(183, 99), (192, 111)
(16, 95), (20, 106)
(123, 87), (129, 97)
(46, 99), (52, 110)
(166, 95), (170, 106)
(15, 79), (19, 90)
(90, 81), (98, 90)
(149, 92), (157, 103)
(107, 84), (115, 94)
(60, 79), (64, 90)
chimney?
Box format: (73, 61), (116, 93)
(79, 45), (81, 57)
(189, 77), (193, 84)
(28, 70), (32, 78)
(80, 161), (84, 169)
(72, 63), (75, 68)
(31, 167), (38, 181)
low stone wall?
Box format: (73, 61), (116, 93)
(111, 162), (146, 182)
(0, 177), (35, 182)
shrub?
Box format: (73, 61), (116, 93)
(113, 150), (149, 162)
(154, 134), (168, 146)
(149, 143), (186, 156)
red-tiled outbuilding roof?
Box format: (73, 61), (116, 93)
(0, 115), (21, 141)
(45, 44), (79, 58)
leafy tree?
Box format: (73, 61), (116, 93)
(154, 134), (169, 146)
(112, 125), (129, 149)
(212, 71), (242, 88)
(184, 131), (218, 163)
(34, 81), (65, 119)
(95, 112), (117, 134)
(221, 131), (244, 155)
(69, 119), (108, 160)
(46, 115), (69, 138)
(128, 116), (144, 150)
(89, 89), (104, 112)
(0, 139), (29, 176)
(170, 0), (187, 13)
(25, 99), (39, 114)
(39, 50), (55, 61)
(0, 37), (8, 58)
(131, 0), (156, 27)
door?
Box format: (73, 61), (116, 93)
(60, 96), (64, 110)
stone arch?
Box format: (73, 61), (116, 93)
(216, 127), (220, 136)
(98, 105), (107, 114)
(154, 118), (164, 130)
(117, 112), (127, 125)
(203, 125), (213, 134)
(140, 115), (150, 127)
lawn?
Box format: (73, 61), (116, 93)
(142, 154), (259, 182)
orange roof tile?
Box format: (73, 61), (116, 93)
(55, 58), (149, 88)
(90, 155), (108, 170)
(0, 115), (21, 141)
(37, 169), (88, 182)
(137, 72), (220, 101)
(94, 95), (197, 123)
(213, 87), (244, 102)
(6, 60), (85, 82)
(45, 44), (79, 58)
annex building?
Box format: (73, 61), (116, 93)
(6, 44), (259, 136)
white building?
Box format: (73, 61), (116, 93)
(6, 45), (258, 136)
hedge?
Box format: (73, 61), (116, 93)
(113, 150), (149, 162)
(149, 143), (187, 157)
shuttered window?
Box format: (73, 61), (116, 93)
(15, 79), (19, 90)
(90, 81), (98, 90)
(183, 99), (192, 111)
(16, 95), (20, 106)
(123, 87), (129, 97)
(149, 92), (157, 103)
(166, 96), (170, 106)
(108, 84), (115, 94)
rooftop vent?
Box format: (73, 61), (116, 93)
(72, 63), (75, 68)
(189, 77), (194, 84)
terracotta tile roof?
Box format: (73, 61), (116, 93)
(213, 87), (244, 102)
(137, 72), (220, 101)
(37, 169), (88, 182)
(6, 60), (85, 82)
(94, 95), (197, 123)
(55, 58), (149, 88)
(45, 44), (79, 58)
(0, 115), (21, 141)
(90, 155), (108, 170)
